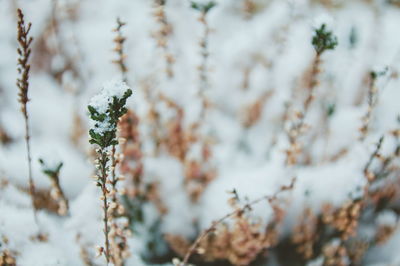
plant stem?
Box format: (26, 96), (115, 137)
(304, 53), (321, 112)
(99, 149), (110, 264)
(23, 112), (38, 225)
(110, 145), (117, 203)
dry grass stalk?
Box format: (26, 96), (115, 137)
(177, 177), (296, 265)
(16, 8), (38, 224)
(112, 18), (128, 83)
(152, 0), (175, 78)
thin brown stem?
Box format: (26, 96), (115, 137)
(285, 52), (322, 166)
(17, 8), (38, 225)
(110, 145), (117, 203)
(24, 114), (38, 224)
(98, 150), (110, 264)
(304, 53), (321, 112)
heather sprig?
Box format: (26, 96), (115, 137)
(359, 67), (388, 140)
(88, 80), (132, 264)
(152, 0), (175, 78)
(88, 84), (132, 149)
(112, 18), (128, 83)
(16, 8), (38, 224)
(285, 23), (338, 165)
(312, 24), (338, 55)
(38, 158), (69, 216)
(17, 9), (33, 116)
(191, 1), (216, 121)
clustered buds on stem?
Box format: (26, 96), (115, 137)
(17, 9), (33, 116)
(16, 8), (38, 224)
(153, 0), (175, 78)
(88, 80), (132, 265)
(191, 1), (216, 120)
(112, 18), (128, 83)
(286, 23), (338, 166)
(359, 67), (388, 140)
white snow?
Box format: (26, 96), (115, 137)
(0, 0), (400, 265)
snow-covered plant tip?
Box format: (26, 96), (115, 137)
(88, 79), (132, 264)
(312, 24), (338, 54)
(88, 80), (132, 149)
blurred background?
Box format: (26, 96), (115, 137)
(0, 0), (400, 265)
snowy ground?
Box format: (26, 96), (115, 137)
(0, 0), (400, 265)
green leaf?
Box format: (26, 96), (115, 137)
(312, 24), (338, 54)
(190, 1), (216, 13)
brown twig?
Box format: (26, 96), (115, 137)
(179, 177), (296, 265)
(363, 136), (384, 179)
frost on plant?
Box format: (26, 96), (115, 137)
(88, 79), (132, 149)
(88, 79), (132, 264)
